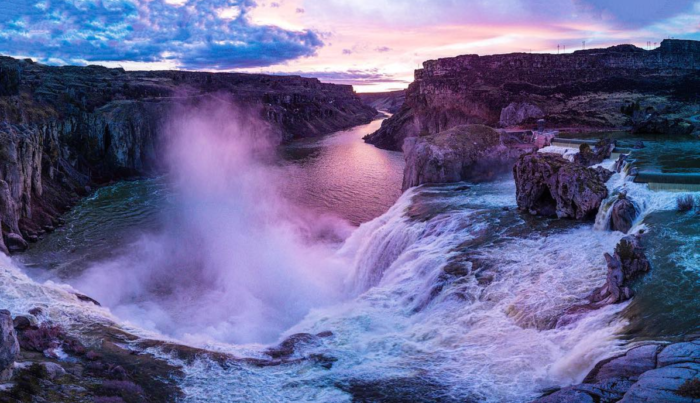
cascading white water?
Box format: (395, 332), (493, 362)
(3, 128), (698, 402)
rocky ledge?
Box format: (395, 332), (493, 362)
(0, 305), (341, 402)
(536, 337), (700, 403)
(513, 152), (613, 220)
(365, 39), (700, 151)
(0, 56), (376, 254)
(401, 124), (537, 190)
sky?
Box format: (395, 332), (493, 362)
(1, 0), (699, 92)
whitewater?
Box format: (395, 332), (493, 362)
(2, 111), (699, 402)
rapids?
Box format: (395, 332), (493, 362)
(2, 120), (699, 401)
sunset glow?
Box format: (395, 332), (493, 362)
(1, 0), (699, 90)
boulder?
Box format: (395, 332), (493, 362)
(402, 125), (532, 190)
(588, 236), (651, 306)
(535, 339), (700, 402)
(614, 154), (628, 173)
(513, 153), (612, 219)
(610, 193), (637, 233)
(499, 102), (544, 127)
(4, 233), (28, 253)
(0, 310), (20, 379)
(573, 140), (616, 167)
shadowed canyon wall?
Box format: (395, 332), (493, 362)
(365, 39), (700, 151)
(0, 57), (376, 252)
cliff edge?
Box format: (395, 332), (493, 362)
(365, 39), (700, 151)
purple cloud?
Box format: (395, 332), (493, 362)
(574, 0), (698, 28)
(277, 69), (409, 86)
(0, 0), (323, 69)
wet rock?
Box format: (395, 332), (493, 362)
(4, 233), (28, 253)
(12, 316), (33, 331)
(265, 333), (320, 360)
(585, 345), (661, 383)
(620, 363), (700, 402)
(40, 361), (66, 379)
(73, 292), (102, 306)
(573, 139), (616, 167)
(513, 153), (611, 220)
(657, 342), (700, 367)
(535, 338), (700, 402)
(16, 323), (63, 353)
(610, 193), (637, 234)
(402, 125), (535, 190)
(0, 310), (19, 380)
(587, 236), (651, 306)
(614, 153), (628, 173)
(633, 141), (645, 149)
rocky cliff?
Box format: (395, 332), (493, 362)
(0, 56), (376, 253)
(365, 39), (700, 150)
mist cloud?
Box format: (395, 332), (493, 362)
(71, 100), (353, 345)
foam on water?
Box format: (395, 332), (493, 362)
(3, 136), (697, 401)
(162, 177), (636, 402)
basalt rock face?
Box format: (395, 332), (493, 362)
(610, 193), (638, 234)
(0, 56), (376, 253)
(513, 153), (612, 220)
(402, 124), (536, 190)
(0, 310), (19, 380)
(365, 39), (700, 151)
(587, 236), (651, 307)
(536, 339), (700, 403)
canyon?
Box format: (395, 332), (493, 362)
(0, 57), (375, 254)
(365, 39), (700, 151)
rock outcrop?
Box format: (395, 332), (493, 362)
(365, 39), (700, 151)
(587, 236), (651, 307)
(401, 124), (536, 190)
(610, 193), (637, 234)
(0, 310), (19, 380)
(573, 139), (616, 167)
(0, 56), (376, 253)
(535, 338), (700, 403)
(499, 102), (544, 127)
(513, 153), (612, 219)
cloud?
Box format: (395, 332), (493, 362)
(375, 46), (392, 52)
(573, 0), (698, 28)
(342, 49), (353, 55)
(277, 69), (409, 86)
(296, 7), (305, 13)
(0, 0), (323, 69)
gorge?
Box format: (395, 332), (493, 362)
(0, 39), (699, 403)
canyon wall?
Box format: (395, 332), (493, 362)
(358, 90), (406, 114)
(365, 39), (700, 150)
(0, 57), (376, 252)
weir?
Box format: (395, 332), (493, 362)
(633, 172), (700, 191)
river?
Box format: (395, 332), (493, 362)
(3, 119), (700, 402)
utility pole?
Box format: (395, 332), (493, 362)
(558, 44), (560, 54)
(583, 41), (586, 50)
